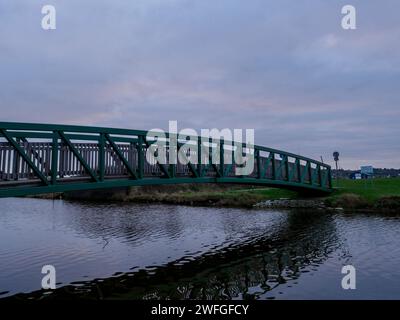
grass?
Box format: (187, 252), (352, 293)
(154, 178), (400, 209)
(332, 178), (400, 201)
(326, 178), (400, 209)
(179, 187), (297, 201)
(64, 178), (400, 210)
(168, 187), (298, 207)
(121, 184), (298, 208)
(64, 183), (298, 208)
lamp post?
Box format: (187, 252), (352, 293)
(333, 151), (339, 187)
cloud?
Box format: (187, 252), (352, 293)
(0, 0), (399, 169)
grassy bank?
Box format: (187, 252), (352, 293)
(64, 183), (297, 208)
(325, 178), (400, 210)
(62, 178), (400, 210)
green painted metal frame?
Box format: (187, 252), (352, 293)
(0, 122), (333, 198)
(104, 133), (138, 180)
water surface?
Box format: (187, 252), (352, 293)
(0, 198), (399, 299)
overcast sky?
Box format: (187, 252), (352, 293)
(0, 0), (399, 169)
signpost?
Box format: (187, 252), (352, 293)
(361, 165), (374, 189)
(360, 166), (373, 176)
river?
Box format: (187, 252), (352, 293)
(0, 198), (399, 299)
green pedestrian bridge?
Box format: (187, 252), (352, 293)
(0, 122), (332, 198)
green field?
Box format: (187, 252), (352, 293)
(332, 178), (400, 201)
(324, 178), (400, 209)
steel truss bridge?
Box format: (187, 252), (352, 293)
(0, 122), (332, 198)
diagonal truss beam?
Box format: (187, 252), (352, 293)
(300, 161), (311, 184)
(260, 152), (275, 179)
(57, 131), (98, 182)
(144, 140), (170, 178)
(187, 161), (199, 177)
(275, 154), (288, 181)
(105, 134), (138, 179)
(201, 139), (222, 177)
(0, 129), (49, 185)
(20, 137), (47, 168)
(288, 159), (298, 182)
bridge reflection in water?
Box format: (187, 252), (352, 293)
(6, 208), (339, 300)
(0, 122), (332, 197)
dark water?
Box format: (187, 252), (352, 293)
(0, 198), (399, 300)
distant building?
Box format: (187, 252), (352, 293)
(349, 172), (370, 180)
(349, 166), (374, 180)
(333, 168), (400, 179)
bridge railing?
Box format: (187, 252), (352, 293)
(0, 122), (332, 197)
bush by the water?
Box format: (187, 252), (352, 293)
(375, 196), (400, 209)
(325, 193), (370, 209)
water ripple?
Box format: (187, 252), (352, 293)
(1, 198), (400, 299)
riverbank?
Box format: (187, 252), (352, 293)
(63, 184), (289, 208)
(58, 178), (400, 211)
(325, 178), (400, 211)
